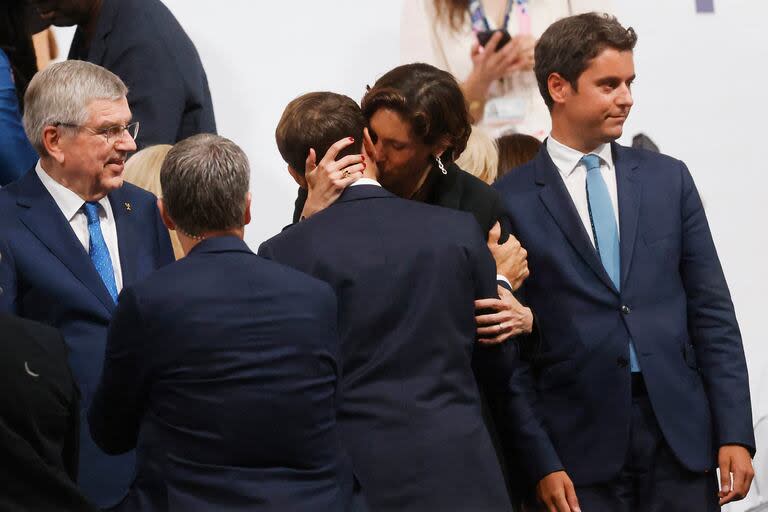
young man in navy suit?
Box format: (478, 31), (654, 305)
(259, 92), (519, 511)
(89, 134), (355, 512)
(0, 60), (174, 508)
(494, 13), (754, 511)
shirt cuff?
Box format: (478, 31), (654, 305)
(496, 274), (512, 291)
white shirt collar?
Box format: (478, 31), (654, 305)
(349, 177), (382, 188)
(546, 136), (614, 178)
(35, 160), (112, 220)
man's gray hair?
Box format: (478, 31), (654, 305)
(23, 60), (128, 155)
(161, 134), (251, 237)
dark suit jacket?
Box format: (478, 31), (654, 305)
(89, 236), (354, 512)
(69, 0), (216, 147)
(261, 185), (514, 511)
(493, 143), (755, 487)
(0, 169), (174, 507)
(0, 313), (96, 512)
(292, 162), (504, 235)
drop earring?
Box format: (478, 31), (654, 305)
(435, 154), (447, 175)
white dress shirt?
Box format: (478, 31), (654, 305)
(546, 136), (620, 246)
(349, 177), (382, 188)
(35, 161), (123, 291)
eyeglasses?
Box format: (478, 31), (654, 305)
(54, 121), (140, 144)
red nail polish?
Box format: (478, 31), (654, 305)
(349, 137), (355, 142)
(361, 154), (366, 162)
(363, 162), (367, 169)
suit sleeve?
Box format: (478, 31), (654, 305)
(678, 162), (755, 452)
(493, 205), (565, 485)
(0, 237), (18, 313)
(88, 287), (151, 455)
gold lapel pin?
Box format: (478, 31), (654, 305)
(124, 202), (132, 212)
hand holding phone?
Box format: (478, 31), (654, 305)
(476, 30), (512, 51)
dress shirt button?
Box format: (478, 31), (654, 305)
(617, 356), (629, 368)
(621, 305), (631, 315)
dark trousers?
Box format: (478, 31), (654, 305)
(527, 381), (719, 511)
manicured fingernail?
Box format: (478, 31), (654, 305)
(362, 162), (367, 169)
(349, 137), (354, 142)
(722, 485), (730, 493)
(361, 154), (365, 161)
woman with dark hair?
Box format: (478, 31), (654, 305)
(401, 0), (613, 138)
(0, 0), (39, 185)
(300, 63), (511, 240)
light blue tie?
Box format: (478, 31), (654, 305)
(582, 154), (640, 372)
(83, 202), (118, 303)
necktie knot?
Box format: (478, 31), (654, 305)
(83, 202), (101, 225)
(581, 154), (601, 173)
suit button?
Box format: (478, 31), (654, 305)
(617, 356), (629, 368)
(621, 305), (631, 314)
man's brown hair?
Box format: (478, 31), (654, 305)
(534, 12), (637, 110)
(361, 63), (471, 162)
(275, 92), (364, 175)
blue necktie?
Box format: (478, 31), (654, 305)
(582, 154), (641, 372)
(83, 202), (118, 303)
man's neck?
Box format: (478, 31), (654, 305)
(178, 228), (244, 256)
(39, 157), (106, 203)
(550, 116), (606, 154)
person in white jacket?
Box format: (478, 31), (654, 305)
(400, 0), (614, 139)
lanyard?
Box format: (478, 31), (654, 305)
(469, 0), (530, 35)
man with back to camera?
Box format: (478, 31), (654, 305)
(258, 91), (524, 511)
(27, 0), (216, 148)
(88, 134), (356, 512)
(0, 60), (174, 508)
(493, 12), (755, 511)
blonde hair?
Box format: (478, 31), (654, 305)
(123, 145), (184, 260)
(455, 126), (498, 184)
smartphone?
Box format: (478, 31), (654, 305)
(477, 30), (512, 51)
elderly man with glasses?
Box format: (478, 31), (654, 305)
(0, 59), (174, 509)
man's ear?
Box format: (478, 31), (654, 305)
(157, 198), (176, 231)
(42, 126), (65, 164)
(547, 72), (572, 107)
(363, 127), (377, 161)
(287, 165), (307, 189)
(243, 192), (252, 226)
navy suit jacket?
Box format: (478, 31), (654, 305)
(0, 169), (174, 507)
(89, 236), (354, 512)
(493, 143), (754, 486)
(68, 0), (216, 147)
(259, 185), (515, 511)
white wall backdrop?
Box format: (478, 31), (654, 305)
(54, 1), (768, 509)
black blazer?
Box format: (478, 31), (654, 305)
(261, 185), (514, 511)
(69, 0), (216, 147)
(0, 313), (95, 512)
(292, 162), (504, 235)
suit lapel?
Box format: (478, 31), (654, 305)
(534, 149), (618, 293)
(16, 171), (116, 313)
(109, 188), (139, 288)
(613, 143), (642, 290)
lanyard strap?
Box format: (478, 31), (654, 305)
(469, 0), (529, 34)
